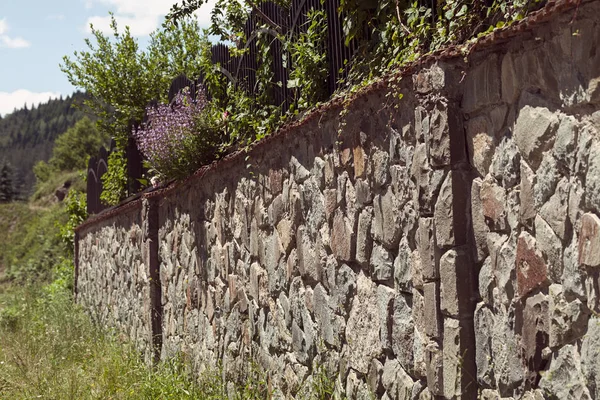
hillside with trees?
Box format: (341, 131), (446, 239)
(0, 92), (89, 195)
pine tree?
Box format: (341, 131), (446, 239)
(0, 162), (15, 203)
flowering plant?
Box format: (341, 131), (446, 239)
(134, 86), (223, 180)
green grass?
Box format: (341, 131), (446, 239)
(30, 170), (86, 207)
(0, 284), (271, 399)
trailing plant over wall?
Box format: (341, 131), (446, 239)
(134, 88), (223, 181)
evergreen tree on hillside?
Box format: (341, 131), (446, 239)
(0, 162), (15, 203)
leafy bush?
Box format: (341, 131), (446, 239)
(100, 149), (128, 205)
(134, 88), (223, 180)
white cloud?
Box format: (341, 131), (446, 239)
(85, 0), (216, 37)
(0, 18), (31, 49)
(0, 90), (61, 117)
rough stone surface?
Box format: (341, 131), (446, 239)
(579, 213), (600, 267)
(76, 7), (600, 398)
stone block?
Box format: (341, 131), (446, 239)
(443, 318), (477, 400)
(466, 114), (495, 177)
(356, 208), (373, 267)
(582, 317), (600, 399)
(579, 213), (600, 267)
(297, 226), (319, 282)
(520, 160), (536, 227)
(439, 247), (476, 319)
(539, 178), (569, 241)
(474, 303), (494, 387)
(480, 177), (507, 232)
(549, 284), (589, 349)
(371, 244), (394, 282)
(434, 170), (472, 248)
(539, 345), (592, 400)
(586, 142), (600, 212)
(392, 294), (414, 373)
(501, 52), (519, 103)
(372, 149), (390, 188)
(346, 272), (382, 374)
(331, 209), (354, 262)
(516, 231), (549, 298)
(522, 292), (549, 386)
(514, 105), (558, 170)
(423, 282), (441, 339)
(535, 215), (563, 283)
(394, 238), (413, 293)
(373, 186), (403, 249)
(418, 217), (439, 281)
(377, 285), (395, 352)
(425, 340), (444, 396)
(413, 63), (445, 94)
(462, 54), (501, 113)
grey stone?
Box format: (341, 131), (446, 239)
(522, 292), (549, 386)
(520, 160), (537, 226)
(297, 226), (319, 282)
(463, 53), (501, 113)
(534, 153), (560, 210)
(381, 358), (414, 400)
(313, 283), (340, 348)
(439, 247), (475, 319)
(392, 294), (415, 373)
(394, 238), (413, 293)
(492, 309), (524, 395)
(535, 215), (563, 283)
(425, 340), (444, 396)
(474, 303), (495, 387)
(579, 213), (600, 267)
(356, 208), (373, 267)
(514, 105), (558, 170)
(413, 63), (445, 94)
(562, 235), (586, 301)
(372, 149), (390, 188)
(377, 285), (395, 352)
(418, 217), (438, 283)
(355, 178), (372, 206)
(434, 170), (471, 248)
(582, 317), (600, 399)
(423, 282), (441, 339)
(371, 244), (393, 282)
(549, 284), (589, 349)
(553, 115), (579, 171)
(367, 358), (384, 395)
(491, 136), (520, 188)
(501, 52), (519, 103)
(540, 177), (569, 241)
(335, 264), (356, 314)
(479, 257), (494, 305)
(539, 345), (592, 400)
(290, 156), (310, 183)
(346, 272), (382, 374)
(471, 178), (489, 263)
(443, 318), (476, 399)
(429, 101), (456, 167)
(586, 142), (600, 213)
(373, 186), (403, 249)
(411, 143), (446, 214)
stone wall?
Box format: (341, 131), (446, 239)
(75, 1), (600, 398)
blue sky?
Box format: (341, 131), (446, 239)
(0, 0), (215, 116)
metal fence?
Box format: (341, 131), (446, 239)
(89, 0), (439, 214)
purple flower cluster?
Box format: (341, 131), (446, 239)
(134, 87), (215, 179)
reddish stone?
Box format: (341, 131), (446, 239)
(353, 146), (366, 178)
(480, 179), (506, 228)
(579, 213), (600, 267)
(516, 232), (549, 298)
